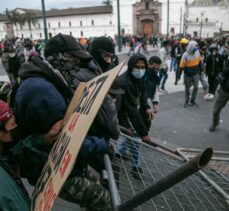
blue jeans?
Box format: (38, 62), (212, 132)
(116, 136), (141, 168)
(159, 69), (168, 90)
(170, 57), (177, 72)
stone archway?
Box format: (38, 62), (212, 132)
(142, 20), (154, 37)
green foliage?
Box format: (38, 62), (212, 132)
(7, 9), (37, 30)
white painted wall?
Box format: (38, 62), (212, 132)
(187, 5), (229, 37)
(0, 13), (115, 40)
(112, 0), (140, 35)
(0, 22), (7, 40)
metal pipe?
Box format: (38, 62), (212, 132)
(118, 148), (213, 211)
(104, 154), (121, 210)
(41, 0), (48, 41)
(177, 148), (229, 202)
(120, 126), (178, 155)
(117, 0), (122, 52)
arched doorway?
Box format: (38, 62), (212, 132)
(142, 20), (154, 37)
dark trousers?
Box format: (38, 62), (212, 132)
(139, 107), (151, 130)
(184, 74), (199, 103)
(208, 75), (219, 95)
(212, 86), (229, 125)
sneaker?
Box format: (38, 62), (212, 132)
(209, 123), (219, 132)
(159, 88), (167, 93)
(189, 102), (199, 107)
(203, 94), (209, 101)
(208, 94), (215, 100)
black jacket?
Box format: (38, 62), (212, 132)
(8, 56), (21, 78)
(71, 59), (120, 140)
(118, 54), (150, 137)
(220, 58), (229, 92)
(206, 53), (223, 77)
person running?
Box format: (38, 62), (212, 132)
(209, 57), (229, 131)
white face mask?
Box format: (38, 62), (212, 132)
(132, 68), (146, 79)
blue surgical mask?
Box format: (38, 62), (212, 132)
(132, 68), (146, 79)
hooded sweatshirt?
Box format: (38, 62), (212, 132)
(118, 54), (150, 137)
(180, 41), (202, 76)
(14, 57), (72, 138)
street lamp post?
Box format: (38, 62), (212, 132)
(199, 12), (205, 39)
(41, 0), (48, 41)
(117, 0), (122, 52)
(167, 0), (170, 38)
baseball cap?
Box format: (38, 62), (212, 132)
(45, 33), (92, 60)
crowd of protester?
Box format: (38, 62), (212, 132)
(0, 32), (228, 210)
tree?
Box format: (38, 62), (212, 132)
(7, 9), (37, 31)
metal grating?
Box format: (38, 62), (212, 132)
(111, 137), (229, 211)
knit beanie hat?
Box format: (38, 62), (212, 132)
(0, 100), (13, 125)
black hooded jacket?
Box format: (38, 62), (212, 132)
(13, 57), (72, 138)
(71, 59), (120, 140)
(206, 53), (223, 77)
(118, 54), (150, 137)
(220, 58), (229, 92)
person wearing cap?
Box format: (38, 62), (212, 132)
(175, 38), (189, 85)
(51, 36), (120, 141)
(206, 43), (224, 99)
(116, 54), (154, 176)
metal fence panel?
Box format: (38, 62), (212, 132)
(110, 137), (229, 211)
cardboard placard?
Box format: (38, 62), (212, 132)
(31, 62), (124, 211)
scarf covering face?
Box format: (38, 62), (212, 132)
(90, 37), (115, 72)
(46, 52), (80, 88)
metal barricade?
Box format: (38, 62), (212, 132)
(104, 131), (229, 211)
